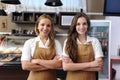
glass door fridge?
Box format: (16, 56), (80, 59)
(88, 20), (111, 80)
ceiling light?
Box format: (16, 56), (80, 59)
(1, 0), (21, 5)
(0, 9), (7, 16)
(45, 0), (63, 7)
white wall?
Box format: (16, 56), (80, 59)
(106, 17), (120, 56)
(106, 17), (120, 80)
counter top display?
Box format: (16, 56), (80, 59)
(0, 63), (66, 80)
(0, 63), (29, 80)
(0, 53), (21, 65)
(0, 45), (22, 63)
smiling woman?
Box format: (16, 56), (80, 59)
(21, 14), (63, 80)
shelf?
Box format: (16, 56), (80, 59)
(56, 33), (68, 36)
(6, 36), (34, 40)
(86, 12), (103, 15)
(111, 56), (120, 60)
(23, 12), (34, 22)
(0, 32), (11, 35)
(12, 12), (57, 24)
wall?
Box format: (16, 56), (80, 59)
(106, 17), (120, 80)
(87, 0), (104, 12)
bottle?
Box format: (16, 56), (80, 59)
(117, 45), (120, 56)
(102, 40), (108, 56)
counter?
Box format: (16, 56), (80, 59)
(0, 63), (29, 80)
(110, 56), (120, 80)
(0, 34), (67, 80)
(0, 63), (66, 80)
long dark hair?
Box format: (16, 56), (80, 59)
(65, 12), (90, 62)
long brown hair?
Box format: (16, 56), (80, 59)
(35, 14), (55, 52)
(65, 12), (90, 62)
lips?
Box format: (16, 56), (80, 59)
(43, 30), (48, 34)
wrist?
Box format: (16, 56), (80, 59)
(89, 62), (92, 68)
(38, 59), (41, 65)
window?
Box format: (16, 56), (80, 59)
(5, 0), (86, 14)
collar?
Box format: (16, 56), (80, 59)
(77, 36), (92, 44)
(36, 36), (50, 47)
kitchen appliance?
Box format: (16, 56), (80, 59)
(89, 20), (111, 79)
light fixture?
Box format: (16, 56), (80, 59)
(45, 0), (63, 7)
(0, 1), (7, 16)
(0, 9), (7, 16)
(1, 0), (21, 5)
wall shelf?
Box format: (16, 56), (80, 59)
(86, 12), (103, 15)
(0, 32), (11, 35)
(6, 36), (34, 40)
(12, 12), (57, 24)
(56, 33), (68, 37)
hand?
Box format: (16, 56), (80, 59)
(62, 56), (73, 63)
(90, 60), (98, 67)
(31, 59), (40, 65)
(90, 59), (103, 68)
(97, 59), (103, 71)
(53, 55), (61, 60)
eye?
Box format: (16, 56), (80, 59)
(47, 24), (51, 28)
(83, 22), (87, 26)
(41, 23), (44, 26)
(76, 23), (80, 26)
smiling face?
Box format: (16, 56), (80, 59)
(76, 17), (88, 36)
(38, 18), (52, 37)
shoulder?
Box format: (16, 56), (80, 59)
(25, 37), (36, 43)
(54, 39), (62, 54)
(55, 39), (61, 45)
(24, 37), (37, 45)
(88, 36), (101, 48)
(88, 36), (100, 43)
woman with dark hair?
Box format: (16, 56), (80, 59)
(62, 13), (103, 80)
(21, 14), (62, 80)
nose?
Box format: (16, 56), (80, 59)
(79, 24), (84, 28)
(44, 25), (47, 30)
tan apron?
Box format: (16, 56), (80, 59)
(66, 43), (97, 80)
(27, 41), (57, 80)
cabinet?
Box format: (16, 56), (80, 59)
(0, 64), (29, 80)
(12, 12), (57, 24)
(110, 56), (120, 80)
(0, 64), (67, 80)
(59, 12), (78, 29)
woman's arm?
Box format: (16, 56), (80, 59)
(62, 56), (91, 71)
(82, 57), (103, 71)
(21, 61), (48, 71)
(62, 56), (102, 71)
(31, 55), (62, 69)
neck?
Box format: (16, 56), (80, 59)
(39, 35), (48, 44)
(78, 35), (87, 43)
(40, 36), (48, 40)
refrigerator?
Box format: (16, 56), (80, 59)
(88, 20), (111, 80)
